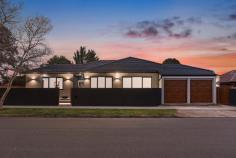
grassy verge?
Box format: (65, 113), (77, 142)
(0, 108), (176, 118)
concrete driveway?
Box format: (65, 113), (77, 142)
(0, 118), (236, 158)
(175, 105), (236, 117)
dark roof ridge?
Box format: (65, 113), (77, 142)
(163, 63), (215, 73)
(124, 56), (161, 65)
(88, 56), (161, 71)
(25, 60), (115, 74)
(42, 60), (115, 66)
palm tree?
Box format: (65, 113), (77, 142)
(73, 46), (99, 64)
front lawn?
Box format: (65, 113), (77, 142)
(0, 108), (176, 118)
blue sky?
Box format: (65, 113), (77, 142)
(21, 0), (225, 38)
(15, 0), (236, 74)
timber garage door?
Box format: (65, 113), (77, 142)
(164, 80), (187, 103)
(190, 80), (212, 103)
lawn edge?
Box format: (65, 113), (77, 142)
(0, 108), (177, 118)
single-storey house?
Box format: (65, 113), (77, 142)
(219, 70), (236, 88)
(25, 57), (217, 104)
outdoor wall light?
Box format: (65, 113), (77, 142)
(65, 78), (72, 81)
(114, 73), (121, 81)
(114, 77), (121, 81)
(64, 74), (73, 80)
(31, 75), (37, 80)
(115, 72), (120, 79)
(64, 79), (72, 82)
(84, 75), (90, 79)
(84, 78), (90, 82)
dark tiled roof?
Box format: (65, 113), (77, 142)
(26, 57), (216, 76)
(88, 57), (162, 73)
(220, 70), (236, 83)
(26, 60), (114, 74)
(160, 64), (216, 76)
(89, 57), (215, 76)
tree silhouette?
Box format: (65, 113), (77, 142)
(47, 55), (71, 64)
(0, 0), (52, 106)
(73, 46), (99, 64)
(163, 58), (181, 64)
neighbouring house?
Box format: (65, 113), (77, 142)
(25, 57), (217, 104)
(219, 70), (236, 88)
(217, 70), (236, 105)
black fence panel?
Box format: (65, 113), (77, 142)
(0, 88), (59, 106)
(229, 89), (236, 106)
(71, 88), (162, 106)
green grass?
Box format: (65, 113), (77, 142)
(0, 108), (176, 118)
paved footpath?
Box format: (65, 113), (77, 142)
(0, 118), (236, 158)
(176, 109), (236, 117)
(4, 104), (236, 110)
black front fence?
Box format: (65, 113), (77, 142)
(229, 89), (236, 106)
(0, 88), (59, 106)
(71, 88), (162, 106)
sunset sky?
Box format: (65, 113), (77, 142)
(19, 0), (236, 74)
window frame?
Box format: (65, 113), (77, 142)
(91, 77), (98, 88)
(143, 77), (152, 88)
(42, 77), (64, 90)
(122, 76), (152, 88)
(90, 76), (113, 88)
(132, 77), (143, 88)
(122, 77), (132, 88)
(42, 78), (49, 88)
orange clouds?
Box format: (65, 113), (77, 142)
(180, 53), (236, 75)
(49, 37), (236, 75)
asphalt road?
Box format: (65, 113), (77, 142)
(0, 118), (236, 158)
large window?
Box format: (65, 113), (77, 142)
(122, 77), (152, 88)
(49, 78), (56, 88)
(91, 77), (98, 88)
(98, 77), (105, 88)
(105, 77), (112, 88)
(132, 77), (142, 88)
(42, 78), (49, 88)
(143, 77), (152, 88)
(42, 77), (63, 89)
(91, 77), (113, 88)
(123, 77), (132, 88)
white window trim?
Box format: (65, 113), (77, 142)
(132, 77), (143, 88)
(90, 77), (113, 88)
(123, 77), (132, 88)
(42, 77), (64, 90)
(122, 77), (152, 88)
(91, 77), (98, 88)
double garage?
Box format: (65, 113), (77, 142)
(163, 77), (216, 104)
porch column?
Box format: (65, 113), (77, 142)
(187, 78), (191, 104)
(73, 75), (78, 88)
(161, 78), (164, 104)
(212, 77), (217, 104)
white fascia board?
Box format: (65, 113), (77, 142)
(162, 76), (216, 79)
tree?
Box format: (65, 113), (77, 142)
(0, 0), (52, 106)
(163, 58), (181, 64)
(87, 49), (99, 62)
(47, 55), (71, 64)
(73, 46), (99, 64)
(0, 0), (22, 25)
